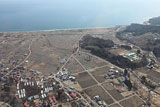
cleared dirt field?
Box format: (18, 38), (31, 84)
(120, 95), (144, 107)
(109, 48), (129, 56)
(27, 36), (72, 74)
(74, 72), (97, 88)
(134, 67), (160, 83)
(64, 57), (84, 74)
(84, 85), (114, 105)
(74, 53), (106, 70)
(102, 83), (124, 101)
(0, 28), (120, 75)
(0, 33), (33, 68)
(2, 28), (152, 107)
(90, 66), (110, 83)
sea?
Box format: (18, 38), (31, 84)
(0, 0), (160, 32)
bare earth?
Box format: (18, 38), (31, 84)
(1, 27), (160, 107)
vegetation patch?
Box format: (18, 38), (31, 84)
(80, 35), (148, 69)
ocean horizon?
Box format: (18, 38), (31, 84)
(0, 0), (160, 32)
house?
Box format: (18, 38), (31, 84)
(82, 94), (87, 98)
(24, 101), (29, 107)
(70, 92), (76, 98)
(59, 58), (67, 64)
(34, 95), (39, 99)
(52, 96), (57, 102)
(65, 92), (73, 101)
(49, 97), (53, 103)
(84, 55), (91, 61)
(34, 102), (38, 107)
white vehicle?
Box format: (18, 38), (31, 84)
(34, 95), (39, 99)
(93, 96), (106, 107)
(104, 74), (109, 79)
(41, 94), (46, 98)
(32, 82), (34, 86)
(17, 90), (20, 94)
(44, 88), (47, 93)
(25, 60), (29, 63)
(53, 82), (56, 85)
(114, 70), (119, 73)
(19, 94), (21, 98)
(109, 69), (114, 72)
(21, 94), (24, 98)
(24, 82), (26, 86)
(21, 89), (23, 94)
(43, 94), (47, 98)
(93, 96), (100, 102)
(102, 101), (106, 107)
(17, 83), (19, 89)
(69, 76), (75, 80)
(29, 82), (32, 86)
(49, 87), (53, 91)
(23, 93), (26, 97)
(97, 101), (103, 105)
(41, 94), (44, 98)
(23, 89), (25, 93)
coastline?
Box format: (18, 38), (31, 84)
(0, 16), (155, 33)
(1, 16), (157, 33)
(0, 25), (126, 33)
(0, 27), (108, 33)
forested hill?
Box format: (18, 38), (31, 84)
(116, 23), (160, 61)
(117, 24), (160, 36)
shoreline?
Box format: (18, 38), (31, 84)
(0, 15), (158, 33)
(0, 26), (125, 33)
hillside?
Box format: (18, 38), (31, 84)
(148, 16), (160, 25)
(116, 24), (160, 61)
(80, 35), (148, 69)
(117, 24), (160, 36)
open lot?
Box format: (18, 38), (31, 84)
(120, 95), (144, 107)
(102, 83), (124, 101)
(90, 66), (110, 83)
(64, 57), (84, 74)
(0, 28), (119, 75)
(109, 48), (129, 56)
(74, 72), (97, 88)
(26, 35), (73, 74)
(134, 67), (160, 83)
(74, 53), (106, 70)
(84, 85), (114, 105)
